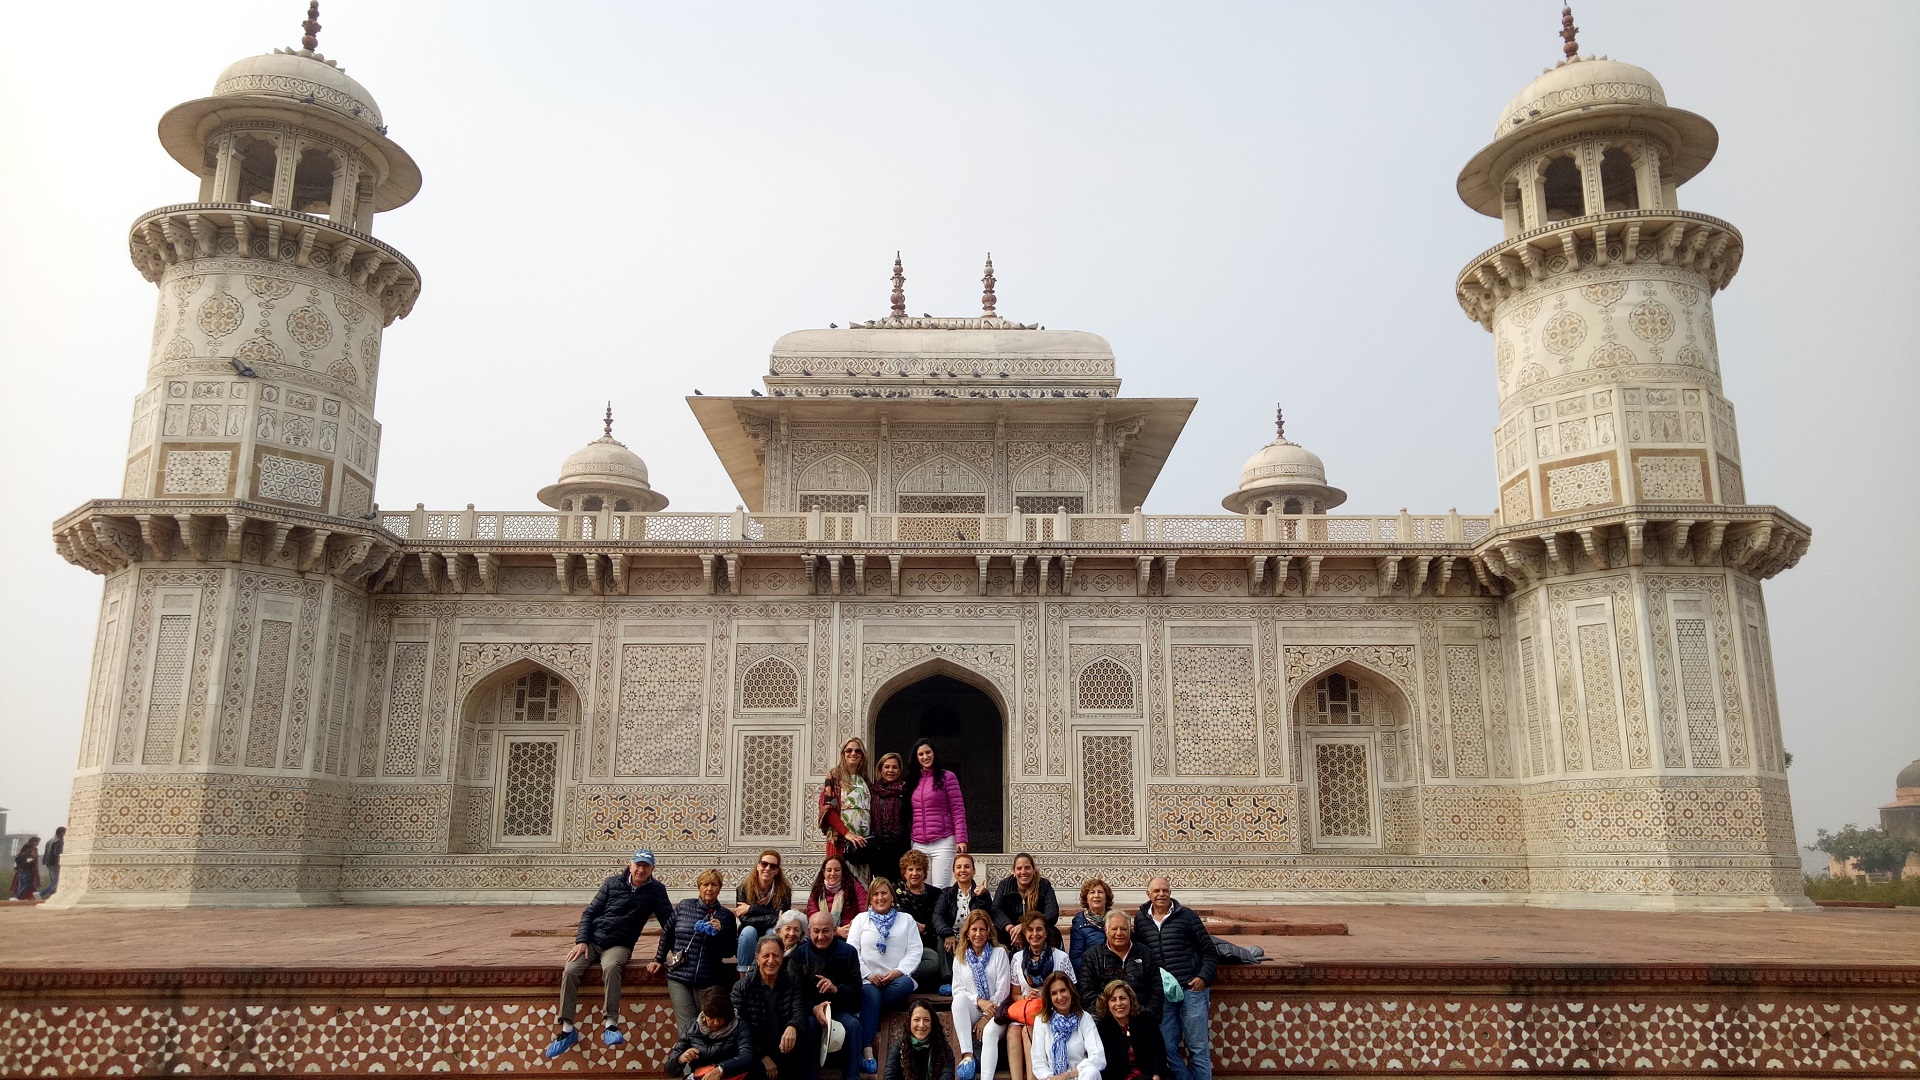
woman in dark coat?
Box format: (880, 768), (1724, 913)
(662, 869), (740, 1033)
(867, 752), (912, 885)
(991, 852), (1061, 951)
(1094, 981), (1167, 1080)
(884, 1001), (954, 1080)
(733, 849), (794, 974)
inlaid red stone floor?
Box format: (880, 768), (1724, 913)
(2, 902), (1913, 969)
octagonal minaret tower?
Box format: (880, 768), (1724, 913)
(125, 4), (421, 517)
(1457, 10), (1742, 524)
(49, 7), (424, 907)
(1457, 11), (1811, 910)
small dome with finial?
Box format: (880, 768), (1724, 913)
(211, 4), (384, 130)
(537, 405), (670, 512)
(1222, 407), (1347, 515)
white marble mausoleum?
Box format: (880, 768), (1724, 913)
(49, 12), (1810, 910)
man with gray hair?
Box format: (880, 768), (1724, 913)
(545, 849), (675, 1059)
(1075, 909), (1165, 1021)
(1133, 877), (1215, 1080)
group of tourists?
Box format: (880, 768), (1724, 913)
(544, 735), (1218, 1080)
(8, 826), (64, 901)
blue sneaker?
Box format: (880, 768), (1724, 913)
(544, 1029), (581, 1059)
(938, 984), (952, 995)
(956, 1054), (977, 1080)
(603, 1027), (626, 1048)
(860, 1053), (879, 1075)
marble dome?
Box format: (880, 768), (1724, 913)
(1899, 758), (1920, 793)
(1221, 414), (1347, 514)
(537, 433), (669, 512)
(213, 50), (384, 131)
(1240, 439), (1329, 488)
(1495, 57), (1665, 137)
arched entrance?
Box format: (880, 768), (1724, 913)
(874, 674), (1005, 854)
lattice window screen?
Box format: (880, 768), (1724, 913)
(1077, 658), (1135, 712)
(1676, 617), (1722, 768)
(141, 614), (193, 765)
(1312, 740), (1377, 844)
(500, 738), (561, 840)
(323, 632), (354, 774)
(898, 495), (986, 514)
(1312, 673), (1374, 725)
(799, 493), (867, 513)
(245, 619), (294, 768)
(741, 659), (801, 711)
(1080, 733), (1137, 838)
(739, 733), (796, 837)
(1015, 495), (1085, 514)
(511, 672), (567, 723)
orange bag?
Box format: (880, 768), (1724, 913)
(1005, 997), (1045, 1027)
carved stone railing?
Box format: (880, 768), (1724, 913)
(1454, 209), (1742, 328)
(128, 202), (422, 325)
(373, 505), (1492, 546)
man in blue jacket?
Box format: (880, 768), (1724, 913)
(1134, 877), (1216, 1080)
(545, 849), (675, 1058)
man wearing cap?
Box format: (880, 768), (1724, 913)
(546, 849), (676, 1058)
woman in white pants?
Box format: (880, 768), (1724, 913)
(1027, 972), (1104, 1080)
(950, 910), (1010, 1080)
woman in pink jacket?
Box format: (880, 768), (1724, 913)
(907, 738), (969, 888)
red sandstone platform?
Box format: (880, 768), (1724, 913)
(3, 903), (1916, 1076)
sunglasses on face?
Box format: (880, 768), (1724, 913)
(759, 861), (780, 869)
(843, 747), (863, 755)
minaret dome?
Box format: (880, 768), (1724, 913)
(1222, 407), (1346, 515)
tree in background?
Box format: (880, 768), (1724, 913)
(1810, 825), (1910, 877)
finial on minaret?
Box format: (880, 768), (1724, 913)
(603, 401), (614, 439)
(301, 1), (322, 52)
(890, 253), (906, 318)
(1559, 5), (1579, 60)
(981, 254), (997, 317)
(1275, 405), (1286, 441)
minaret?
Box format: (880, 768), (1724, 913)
(48, 7), (423, 906)
(1456, 12), (1809, 910)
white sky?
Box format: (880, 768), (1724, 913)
(1, 2), (1914, 862)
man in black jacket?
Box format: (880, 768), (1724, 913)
(1076, 910), (1165, 1021)
(545, 849), (675, 1059)
(734, 936), (810, 1080)
(1134, 878), (1215, 1080)
(783, 911), (865, 1080)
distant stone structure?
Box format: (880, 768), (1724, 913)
(49, 10), (1808, 910)
(1881, 759), (1920, 879)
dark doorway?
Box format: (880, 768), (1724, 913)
(874, 674), (1005, 854)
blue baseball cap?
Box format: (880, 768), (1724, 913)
(631, 849), (657, 865)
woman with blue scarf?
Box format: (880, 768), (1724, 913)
(848, 877), (922, 1074)
(949, 910), (1011, 1080)
(1028, 972), (1104, 1080)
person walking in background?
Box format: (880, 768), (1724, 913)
(949, 910), (1011, 1080)
(884, 1002), (954, 1080)
(993, 853), (1061, 950)
(734, 936), (809, 1080)
(1094, 981), (1166, 1080)
(544, 849), (674, 1059)
(893, 850), (947, 988)
(10, 837), (39, 901)
(1075, 913), (1163, 1026)
(1005, 912), (1073, 1080)
(1133, 879), (1214, 1080)
(847, 877), (922, 1075)
(38, 827), (65, 900)
(906, 739), (967, 888)
(867, 752), (912, 884)
(735, 850), (794, 974)
(821, 740), (873, 879)
(1027, 973), (1104, 1080)
(666, 987), (755, 1080)
(1067, 880), (1114, 969)
(805, 855), (868, 935)
(663, 869), (740, 1034)
(787, 911), (866, 1080)
(934, 852), (997, 964)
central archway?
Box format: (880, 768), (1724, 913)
(874, 674), (1005, 854)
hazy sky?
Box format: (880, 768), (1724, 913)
(1, 2), (1914, 862)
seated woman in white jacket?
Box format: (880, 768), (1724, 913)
(1005, 911), (1074, 1080)
(949, 910), (1010, 1080)
(1028, 972), (1104, 1080)
(848, 877), (923, 1074)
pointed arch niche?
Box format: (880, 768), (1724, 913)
(897, 454), (987, 514)
(796, 453), (872, 514)
(1291, 662), (1415, 851)
(456, 660), (585, 852)
(1014, 456), (1088, 514)
(866, 656), (1011, 854)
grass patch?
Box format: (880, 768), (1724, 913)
(1803, 875), (1920, 906)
